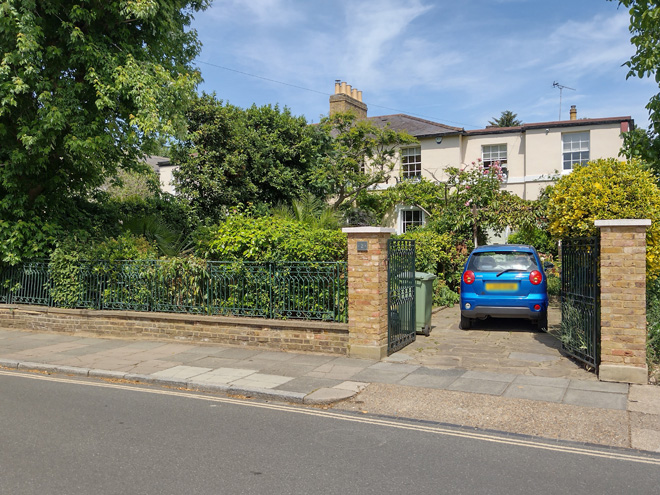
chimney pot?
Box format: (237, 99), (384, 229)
(570, 105), (577, 120)
(334, 80), (341, 94)
(351, 88), (358, 99)
(340, 81), (347, 94)
(357, 90), (362, 102)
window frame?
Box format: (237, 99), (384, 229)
(398, 207), (425, 234)
(481, 144), (508, 170)
(561, 131), (590, 172)
(400, 146), (422, 179)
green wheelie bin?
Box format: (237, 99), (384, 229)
(415, 271), (436, 336)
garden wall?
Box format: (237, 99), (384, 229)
(0, 304), (349, 355)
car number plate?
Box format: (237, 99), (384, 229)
(485, 282), (518, 292)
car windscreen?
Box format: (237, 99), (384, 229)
(467, 251), (539, 272)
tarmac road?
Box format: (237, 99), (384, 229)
(1, 370), (660, 495)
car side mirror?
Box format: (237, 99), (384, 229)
(543, 261), (554, 270)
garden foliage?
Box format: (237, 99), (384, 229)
(547, 158), (660, 279)
(196, 213), (347, 262)
(0, 0), (207, 263)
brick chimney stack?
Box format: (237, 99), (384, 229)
(570, 105), (577, 120)
(329, 80), (368, 119)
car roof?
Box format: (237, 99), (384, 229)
(471, 244), (536, 254)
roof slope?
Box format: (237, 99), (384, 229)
(368, 114), (463, 138)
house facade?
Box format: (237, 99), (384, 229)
(329, 81), (633, 234)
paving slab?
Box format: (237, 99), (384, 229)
(183, 356), (241, 369)
(350, 368), (413, 384)
(628, 385), (660, 414)
(503, 383), (566, 402)
(508, 352), (560, 363)
(192, 367), (257, 384)
(333, 381), (369, 393)
(511, 375), (570, 388)
(563, 389), (628, 410)
(230, 373), (294, 389)
(213, 348), (263, 360)
(461, 370), (517, 383)
(408, 367), (466, 378)
(260, 362), (317, 378)
(398, 373), (461, 389)
(568, 380), (629, 394)
(124, 360), (184, 375)
(151, 365), (213, 380)
(368, 362), (420, 373)
(447, 377), (509, 395)
(274, 376), (343, 394)
(303, 387), (357, 405)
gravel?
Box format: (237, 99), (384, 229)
(333, 383), (631, 448)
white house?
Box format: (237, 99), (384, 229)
(329, 81), (633, 234)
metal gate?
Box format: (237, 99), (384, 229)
(387, 239), (416, 354)
(560, 236), (600, 371)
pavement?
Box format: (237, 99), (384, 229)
(1, 304), (659, 452)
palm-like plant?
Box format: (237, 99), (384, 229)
(272, 193), (340, 230)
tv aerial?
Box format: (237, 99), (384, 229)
(552, 81), (575, 120)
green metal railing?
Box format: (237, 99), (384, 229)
(0, 260), (348, 322)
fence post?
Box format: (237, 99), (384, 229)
(595, 219), (650, 384)
(342, 227), (394, 360)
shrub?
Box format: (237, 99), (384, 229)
(396, 228), (468, 291)
(507, 226), (557, 257)
(547, 158), (660, 279)
(434, 280), (460, 307)
(647, 279), (660, 365)
(546, 274), (561, 297)
(198, 213), (347, 262)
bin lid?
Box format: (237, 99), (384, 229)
(415, 271), (437, 281)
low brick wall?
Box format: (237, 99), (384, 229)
(0, 304), (349, 355)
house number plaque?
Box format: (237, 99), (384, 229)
(357, 241), (368, 252)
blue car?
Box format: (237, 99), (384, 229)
(460, 244), (549, 331)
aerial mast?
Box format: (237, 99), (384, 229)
(552, 81), (576, 120)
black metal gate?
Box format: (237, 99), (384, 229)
(387, 239), (416, 354)
(560, 236), (600, 371)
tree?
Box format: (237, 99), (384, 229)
(313, 113), (417, 210)
(612, 0), (660, 174)
(619, 126), (660, 177)
(172, 94), (324, 220)
(547, 158), (660, 278)
(488, 110), (522, 127)
(0, 1), (208, 263)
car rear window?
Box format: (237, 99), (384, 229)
(467, 251), (539, 272)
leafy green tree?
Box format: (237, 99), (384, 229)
(611, 0), (660, 176)
(488, 110), (522, 127)
(0, 0), (208, 263)
(619, 126), (660, 177)
(313, 113), (417, 210)
(172, 94), (324, 220)
(547, 158), (660, 278)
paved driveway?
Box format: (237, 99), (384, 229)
(393, 304), (596, 381)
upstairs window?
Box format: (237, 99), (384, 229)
(482, 144), (507, 170)
(401, 147), (422, 179)
(562, 132), (589, 171)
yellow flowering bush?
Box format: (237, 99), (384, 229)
(547, 158), (660, 279)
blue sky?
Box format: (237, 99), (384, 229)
(191, 0), (655, 130)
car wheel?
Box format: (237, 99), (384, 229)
(459, 315), (472, 330)
(535, 311), (548, 332)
